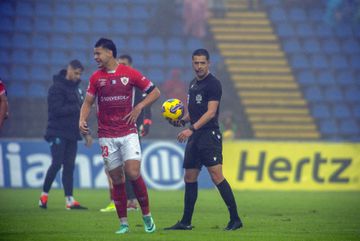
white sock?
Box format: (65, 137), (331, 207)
(120, 218), (128, 226)
(65, 196), (74, 205)
(41, 192), (48, 196)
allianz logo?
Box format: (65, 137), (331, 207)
(141, 142), (184, 190)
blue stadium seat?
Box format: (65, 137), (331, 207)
(350, 55), (360, 69)
(68, 50), (90, 66)
(315, 24), (333, 38)
(310, 55), (328, 69)
(50, 51), (69, 65)
(335, 71), (355, 86)
(31, 34), (50, 49)
(332, 104), (351, 119)
(319, 120), (338, 135)
(262, 0), (280, 6)
(71, 19), (91, 34)
(0, 17), (14, 32)
(0, 50), (10, 65)
(334, 24), (353, 38)
(11, 50), (30, 65)
(296, 23), (314, 37)
(291, 54), (309, 69)
(7, 83), (27, 97)
(28, 84), (47, 98)
(322, 39), (340, 54)
(0, 1), (15, 17)
(30, 65), (50, 82)
(34, 2), (53, 17)
(130, 6), (149, 19)
(304, 86), (323, 102)
(53, 2), (72, 17)
(276, 23), (295, 37)
(15, 1), (34, 17)
(34, 17), (52, 33)
(132, 54), (146, 69)
(308, 8), (323, 22)
(14, 17), (33, 33)
(341, 39), (360, 54)
(13, 33), (31, 49)
(297, 70), (315, 85)
(10, 65), (28, 82)
(353, 105), (360, 118)
(110, 5), (129, 19)
(166, 37), (185, 52)
(53, 19), (72, 34)
(147, 37), (165, 51)
(92, 4), (109, 18)
(31, 51), (50, 66)
(0, 35), (11, 49)
(113, 23), (129, 34)
(73, 4), (92, 18)
(147, 69), (165, 84)
(317, 71), (336, 86)
(329, 55), (348, 70)
(311, 103), (331, 118)
(129, 21), (147, 35)
(344, 87), (360, 103)
(288, 8), (306, 22)
(303, 39), (321, 53)
(0, 66), (10, 80)
(128, 37), (145, 51)
(282, 39), (301, 53)
(165, 53), (186, 68)
(324, 87), (343, 102)
(70, 36), (89, 50)
(186, 38), (203, 51)
(91, 21), (111, 34)
(50, 35), (69, 50)
(147, 53), (165, 67)
(269, 8), (287, 22)
(339, 120), (359, 135)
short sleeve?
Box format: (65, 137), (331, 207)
(207, 79), (222, 101)
(86, 75), (97, 96)
(131, 68), (154, 92)
(0, 81), (5, 95)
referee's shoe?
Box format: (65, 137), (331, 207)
(164, 221), (193, 230)
(224, 219), (243, 231)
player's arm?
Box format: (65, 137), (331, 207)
(0, 93), (8, 128)
(177, 101), (219, 143)
(79, 94), (95, 135)
(124, 86), (160, 124)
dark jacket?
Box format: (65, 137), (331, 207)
(45, 70), (83, 141)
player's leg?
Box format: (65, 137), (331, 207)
(99, 137), (128, 234)
(63, 139), (87, 210)
(165, 136), (200, 230)
(39, 137), (65, 209)
(125, 175), (138, 211)
(207, 164), (242, 230)
(122, 133), (155, 233)
(100, 170), (116, 212)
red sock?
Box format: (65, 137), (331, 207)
(112, 183), (127, 218)
(131, 176), (150, 215)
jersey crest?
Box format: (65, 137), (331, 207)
(120, 77), (129, 85)
(196, 94), (202, 104)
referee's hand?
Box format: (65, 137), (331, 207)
(167, 118), (185, 127)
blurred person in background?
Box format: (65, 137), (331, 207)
(79, 38), (160, 234)
(220, 111), (238, 140)
(39, 60), (93, 210)
(164, 49), (243, 231)
(100, 54), (153, 212)
(183, 0), (209, 38)
(0, 78), (9, 130)
(161, 68), (188, 110)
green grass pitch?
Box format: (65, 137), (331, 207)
(0, 189), (359, 241)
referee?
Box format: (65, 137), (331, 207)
(164, 49), (243, 231)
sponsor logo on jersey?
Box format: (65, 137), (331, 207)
(111, 79), (116, 85)
(100, 96), (129, 102)
(99, 78), (107, 87)
(196, 94), (202, 104)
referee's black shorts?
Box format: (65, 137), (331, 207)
(183, 128), (223, 169)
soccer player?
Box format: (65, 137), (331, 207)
(164, 49), (243, 231)
(79, 38), (159, 234)
(39, 60), (93, 210)
(0, 78), (9, 129)
(100, 54), (152, 212)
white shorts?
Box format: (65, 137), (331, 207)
(98, 133), (142, 171)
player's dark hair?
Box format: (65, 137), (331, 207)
(192, 48), (210, 60)
(69, 59), (84, 71)
(95, 38), (117, 58)
(119, 54), (133, 65)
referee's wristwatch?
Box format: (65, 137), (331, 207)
(189, 125), (196, 132)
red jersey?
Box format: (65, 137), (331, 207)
(87, 64), (154, 138)
(0, 80), (6, 95)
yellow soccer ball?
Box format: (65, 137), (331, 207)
(161, 98), (184, 121)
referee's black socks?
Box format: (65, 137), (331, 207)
(181, 182), (198, 226)
(216, 179), (240, 221)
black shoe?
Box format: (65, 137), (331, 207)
(224, 219), (243, 231)
(164, 221), (193, 230)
